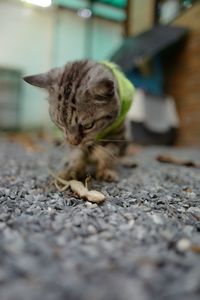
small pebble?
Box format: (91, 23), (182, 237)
(177, 239), (191, 252)
(151, 214), (163, 225)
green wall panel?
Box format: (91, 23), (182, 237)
(54, 0), (126, 21)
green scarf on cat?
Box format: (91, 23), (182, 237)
(96, 61), (134, 141)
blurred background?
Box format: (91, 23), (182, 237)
(0, 0), (199, 146)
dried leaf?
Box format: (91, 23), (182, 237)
(190, 245), (200, 254)
(156, 155), (200, 168)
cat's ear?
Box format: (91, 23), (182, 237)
(23, 67), (64, 89)
(96, 79), (115, 99)
(23, 72), (50, 89)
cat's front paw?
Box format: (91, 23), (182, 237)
(96, 169), (119, 182)
(58, 166), (86, 180)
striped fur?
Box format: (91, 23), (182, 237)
(24, 59), (128, 181)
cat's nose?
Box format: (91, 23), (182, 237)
(67, 135), (81, 146)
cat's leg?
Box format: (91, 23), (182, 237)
(91, 124), (128, 181)
(59, 148), (87, 180)
(91, 143), (120, 182)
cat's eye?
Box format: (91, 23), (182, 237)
(83, 122), (94, 130)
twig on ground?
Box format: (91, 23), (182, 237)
(156, 155), (200, 168)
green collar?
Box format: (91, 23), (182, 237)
(96, 61), (134, 141)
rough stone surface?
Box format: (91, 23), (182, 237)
(0, 138), (200, 300)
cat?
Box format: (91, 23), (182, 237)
(23, 60), (134, 182)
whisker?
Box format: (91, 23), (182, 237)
(84, 146), (92, 156)
(82, 142), (94, 155)
(98, 138), (132, 143)
(94, 144), (119, 163)
(51, 139), (66, 149)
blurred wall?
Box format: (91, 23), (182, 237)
(0, 0), (54, 128)
(166, 2), (200, 146)
(92, 18), (122, 60)
(0, 0), (122, 129)
(126, 0), (155, 36)
(52, 9), (86, 66)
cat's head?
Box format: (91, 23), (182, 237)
(23, 60), (120, 148)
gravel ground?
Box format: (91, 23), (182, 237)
(0, 137), (200, 300)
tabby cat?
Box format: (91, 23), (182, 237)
(24, 60), (134, 182)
